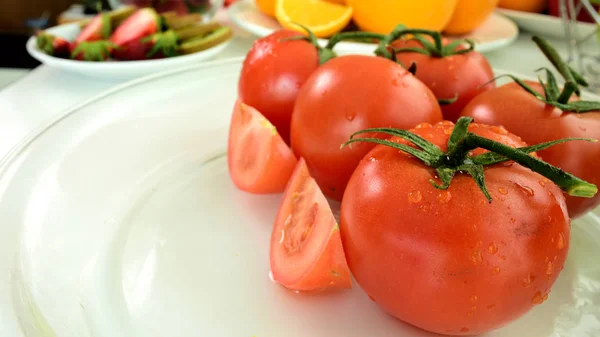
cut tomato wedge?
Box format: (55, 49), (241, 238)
(228, 100), (297, 194)
(270, 158), (352, 291)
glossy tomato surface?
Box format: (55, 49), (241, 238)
(394, 39), (495, 122)
(239, 30), (320, 143)
(341, 121), (570, 335)
(291, 55), (442, 200)
(270, 158), (352, 292)
(461, 81), (600, 218)
(227, 101), (297, 194)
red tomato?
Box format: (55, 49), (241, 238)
(461, 81), (600, 218)
(291, 55), (443, 200)
(341, 120), (570, 335)
(239, 30), (320, 143)
(393, 38), (495, 122)
(270, 158), (352, 291)
(227, 101), (297, 194)
(548, 0), (599, 23)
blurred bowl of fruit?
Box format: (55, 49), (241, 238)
(27, 6), (233, 79)
(108, 0), (225, 21)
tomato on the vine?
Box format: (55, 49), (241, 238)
(238, 30), (321, 143)
(461, 36), (600, 218)
(340, 117), (596, 335)
(392, 30), (495, 122)
(291, 54), (442, 200)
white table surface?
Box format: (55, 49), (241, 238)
(0, 17), (593, 337)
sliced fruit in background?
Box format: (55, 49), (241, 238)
(228, 101), (297, 194)
(110, 8), (162, 60)
(498, 0), (546, 13)
(75, 13), (111, 44)
(256, 0), (276, 17)
(36, 33), (71, 58)
(345, 0), (457, 34)
(70, 41), (115, 61)
(275, 0), (353, 38)
(444, 0), (499, 35)
(178, 26), (233, 54)
(270, 158), (352, 292)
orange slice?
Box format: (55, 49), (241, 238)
(275, 0), (353, 38)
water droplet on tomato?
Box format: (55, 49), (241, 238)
(501, 255), (507, 260)
(487, 304), (496, 310)
(539, 180), (546, 187)
(460, 327), (470, 332)
(488, 242), (498, 254)
(470, 295), (478, 303)
(547, 215), (553, 223)
(542, 293), (549, 302)
(471, 250), (482, 265)
(431, 81), (437, 88)
(501, 161), (514, 167)
(510, 218), (516, 223)
(471, 224), (478, 231)
(557, 233), (565, 250)
(402, 81), (409, 88)
(532, 291), (543, 304)
(546, 261), (554, 275)
(408, 190), (422, 203)
(498, 187), (508, 195)
(514, 182), (535, 197)
(392, 78), (400, 86)
(437, 191), (452, 203)
(492, 267), (501, 275)
(443, 128), (452, 135)
(522, 274), (535, 287)
(415, 123), (431, 129)
(345, 112), (356, 121)
(579, 126), (587, 132)
(418, 202), (432, 212)
(467, 311), (474, 317)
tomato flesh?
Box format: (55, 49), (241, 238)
(270, 158), (352, 291)
(341, 121), (570, 335)
(227, 101), (297, 194)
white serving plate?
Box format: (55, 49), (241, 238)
(229, 0), (519, 54)
(497, 8), (597, 40)
(1, 58), (599, 337)
(26, 22), (231, 79)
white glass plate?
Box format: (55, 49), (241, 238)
(1, 58), (599, 337)
(228, 0), (519, 54)
(26, 23), (231, 80)
(497, 8), (597, 40)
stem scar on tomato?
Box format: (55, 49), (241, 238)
(343, 117), (598, 202)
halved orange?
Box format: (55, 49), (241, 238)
(275, 0), (353, 38)
(256, 0), (276, 17)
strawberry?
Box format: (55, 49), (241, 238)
(110, 8), (162, 60)
(75, 13), (111, 44)
(36, 32), (71, 58)
(71, 41), (115, 61)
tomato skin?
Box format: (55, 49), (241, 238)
(270, 158), (352, 291)
(461, 81), (600, 218)
(291, 55), (443, 200)
(238, 30), (319, 143)
(394, 39), (495, 123)
(340, 121), (570, 335)
(498, 0), (546, 13)
(227, 101), (297, 194)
